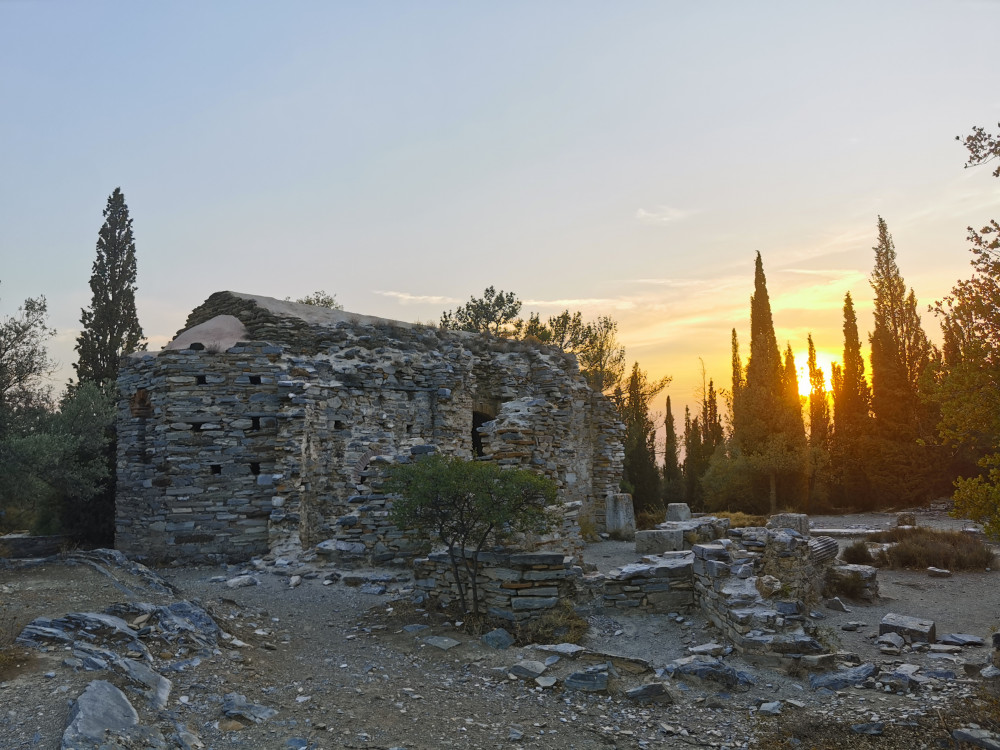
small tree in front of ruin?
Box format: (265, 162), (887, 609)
(386, 454), (557, 616)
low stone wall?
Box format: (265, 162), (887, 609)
(413, 549), (575, 622)
(593, 554), (694, 611)
(634, 516), (730, 555)
(0, 534), (68, 559)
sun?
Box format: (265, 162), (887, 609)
(796, 350), (838, 398)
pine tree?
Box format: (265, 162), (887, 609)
(75, 188), (146, 387)
(831, 292), (873, 508)
(731, 253), (807, 513)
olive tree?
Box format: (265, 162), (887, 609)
(386, 455), (556, 615)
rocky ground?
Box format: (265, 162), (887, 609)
(2, 508), (1000, 749)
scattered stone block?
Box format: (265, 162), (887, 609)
(481, 628), (515, 650)
(766, 513), (809, 536)
(625, 682), (673, 704)
(758, 701), (782, 716)
(879, 613), (936, 643)
(605, 493), (636, 540)
(565, 672), (608, 692)
(952, 728), (1000, 750)
(422, 636), (461, 651)
(927, 567), (952, 578)
(939, 633), (985, 648)
(509, 660), (546, 679)
(809, 663), (877, 691)
(634, 529), (684, 554)
(666, 503), (691, 522)
(62, 680), (140, 748)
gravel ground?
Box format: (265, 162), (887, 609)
(0, 509), (998, 749)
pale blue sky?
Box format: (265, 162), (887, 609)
(2, 1), (999, 422)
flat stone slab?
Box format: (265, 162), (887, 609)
(509, 660), (546, 679)
(938, 633), (985, 648)
(565, 672), (608, 692)
(534, 643), (587, 657)
(634, 529), (684, 555)
(62, 680), (139, 748)
(481, 628), (515, 650)
(809, 663), (877, 691)
(666, 503), (691, 522)
(879, 613), (936, 643)
(625, 682), (673, 704)
(422, 636), (461, 651)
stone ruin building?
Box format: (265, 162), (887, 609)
(115, 291), (625, 564)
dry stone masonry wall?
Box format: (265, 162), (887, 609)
(116, 292), (624, 564)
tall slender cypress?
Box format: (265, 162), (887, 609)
(75, 188), (146, 387)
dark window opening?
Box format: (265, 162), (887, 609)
(406, 423), (413, 435)
(196, 375), (207, 385)
(250, 416), (261, 430)
(191, 423), (203, 432)
(472, 410), (492, 458)
(210, 464), (222, 475)
(129, 389), (153, 418)
(334, 420), (346, 430)
(249, 462), (261, 475)
(248, 375), (262, 385)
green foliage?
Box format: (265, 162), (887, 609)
(869, 527), (994, 571)
(75, 187), (146, 388)
(288, 290), (343, 309)
(0, 383), (114, 537)
(386, 454), (556, 615)
(661, 396), (684, 504)
(440, 286), (522, 336)
(618, 363), (669, 517)
(731, 253), (807, 513)
(930, 125), (1000, 532)
(0, 291), (54, 422)
(830, 293), (874, 509)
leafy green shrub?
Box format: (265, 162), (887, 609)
(386, 454), (557, 615)
(869, 527), (994, 571)
(840, 540), (873, 564)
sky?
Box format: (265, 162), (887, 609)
(2, 1), (999, 433)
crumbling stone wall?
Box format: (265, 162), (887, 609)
(116, 292), (624, 563)
(413, 550), (575, 622)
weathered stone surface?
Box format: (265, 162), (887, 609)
(481, 628), (515, 650)
(222, 692), (277, 723)
(605, 493), (636, 540)
(952, 728), (1000, 750)
(665, 503), (691, 522)
(809, 663), (877, 690)
(938, 633), (985, 647)
(634, 529), (683, 554)
(62, 680), (139, 749)
(116, 292), (625, 564)
(766, 513), (809, 536)
(422, 636), (461, 651)
(564, 672), (608, 692)
(879, 613), (936, 643)
(625, 682), (673, 704)
(509, 660), (546, 679)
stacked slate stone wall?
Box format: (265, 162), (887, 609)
(117, 292), (624, 563)
(690, 534), (831, 669)
(413, 550), (575, 622)
(592, 554), (694, 611)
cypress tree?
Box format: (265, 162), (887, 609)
(620, 362), (663, 517)
(831, 292), (873, 508)
(662, 396), (684, 503)
(806, 334), (831, 511)
(867, 217), (940, 505)
(75, 188), (146, 387)
(732, 253), (807, 513)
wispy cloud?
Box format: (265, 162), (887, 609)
(635, 205), (695, 224)
(375, 290), (461, 305)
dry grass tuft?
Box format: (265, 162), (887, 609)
(514, 600), (588, 646)
(869, 527), (994, 571)
(841, 540), (874, 565)
(712, 511), (768, 528)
